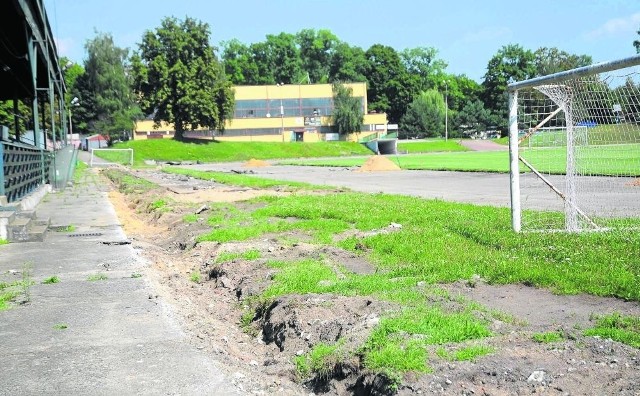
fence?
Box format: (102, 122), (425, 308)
(0, 141), (51, 203)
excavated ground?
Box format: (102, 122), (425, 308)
(105, 167), (640, 395)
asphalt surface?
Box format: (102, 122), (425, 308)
(0, 165), (238, 395)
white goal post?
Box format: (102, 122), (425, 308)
(508, 54), (640, 233)
(89, 148), (134, 167)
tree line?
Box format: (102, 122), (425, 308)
(3, 17), (639, 142)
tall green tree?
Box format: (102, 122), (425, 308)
(221, 39), (257, 85)
(533, 47), (592, 75)
(635, 27), (640, 53)
(296, 29), (338, 83)
(73, 33), (140, 141)
(400, 89), (446, 138)
(132, 17), (234, 140)
(328, 42), (368, 83)
(400, 47), (447, 92)
(331, 82), (363, 135)
(481, 44), (536, 131)
(453, 100), (498, 137)
(364, 44), (415, 123)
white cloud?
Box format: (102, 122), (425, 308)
(586, 12), (640, 39)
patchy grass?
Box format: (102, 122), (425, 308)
(87, 273), (108, 282)
(0, 239), (8, 246)
(103, 169), (158, 194)
(183, 214), (198, 223)
(53, 323), (68, 330)
(198, 192), (640, 301)
(190, 272), (202, 283)
(584, 313), (640, 348)
(436, 344), (494, 362)
(55, 225), (76, 233)
(42, 276), (60, 284)
(215, 249), (262, 264)
(532, 331), (565, 343)
(163, 167), (332, 191)
(113, 139), (371, 166)
(295, 341), (346, 380)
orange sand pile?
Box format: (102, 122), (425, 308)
(243, 158), (270, 168)
(356, 156), (402, 172)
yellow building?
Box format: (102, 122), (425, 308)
(133, 82), (388, 142)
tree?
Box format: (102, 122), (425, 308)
(328, 42), (368, 83)
(533, 47), (591, 76)
(400, 47), (447, 92)
(297, 29), (338, 83)
(400, 89), (446, 138)
(364, 44), (415, 123)
(635, 27), (640, 53)
(133, 17), (234, 140)
(453, 100), (498, 137)
(481, 44), (536, 131)
(72, 33), (140, 142)
(331, 82), (363, 135)
(221, 39), (257, 85)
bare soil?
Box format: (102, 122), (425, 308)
(357, 156), (402, 172)
(105, 168), (640, 395)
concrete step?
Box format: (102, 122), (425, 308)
(8, 216), (32, 242)
(33, 216), (51, 227)
(26, 224), (48, 242)
(16, 209), (37, 220)
(0, 211), (16, 241)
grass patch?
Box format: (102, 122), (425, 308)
(584, 313), (640, 348)
(53, 323), (68, 330)
(55, 225), (76, 233)
(215, 249), (262, 264)
(103, 169), (157, 194)
(87, 273), (108, 281)
(204, 192), (640, 301)
(73, 160), (89, 183)
(150, 199), (169, 212)
(131, 273), (143, 279)
(0, 239), (8, 246)
(42, 276), (60, 284)
(436, 344), (494, 362)
(183, 214), (198, 223)
(163, 167), (331, 191)
(296, 341), (346, 380)
(113, 139), (371, 166)
(532, 331), (564, 343)
(397, 140), (469, 153)
(0, 290), (20, 311)
(190, 272), (202, 283)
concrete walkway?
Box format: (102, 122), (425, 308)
(0, 168), (238, 395)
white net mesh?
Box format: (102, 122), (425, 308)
(514, 64), (640, 232)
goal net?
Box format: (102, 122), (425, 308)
(89, 148), (134, 167)
(508, 55), (640, 232)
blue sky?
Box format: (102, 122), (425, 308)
(44, 0), (640, 81)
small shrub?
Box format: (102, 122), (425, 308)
(42, 276), (60, 284)
(87, 273), (108, 281)
(532, 331), (564, 343)
(190, 272), (201, 283)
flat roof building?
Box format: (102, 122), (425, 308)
(134, 82), (388, 142)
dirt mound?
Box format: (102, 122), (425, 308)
(356, 156), (401, 172)
(243, 158), (271, 168)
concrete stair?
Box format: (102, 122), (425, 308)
(0, 209), (50, 242)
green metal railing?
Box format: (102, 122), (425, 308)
(1, 141), (51, 203)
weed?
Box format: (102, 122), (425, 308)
(0, 290), (20, 311)
(42, 276), (60, 284)
(21, 263), (33, 303)
(240, 310), (257, 337)
(532, 331), (564, 343)
(295, 341), (345, 380)
(87, 273), (108, 281)
(584, 313), (640, 348)
(215, 249), (262, 264)
(150, 199), (167, 211)
(131, 273), (143, 279)
(0, 239), (8, 246)
(190, 272), (201, 283)
(55, 225), (76, 233)
(53, 323), (68, 330)
(183, 214), (198, 223)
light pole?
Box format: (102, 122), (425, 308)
(69, 97), (79, 146)
(277, 83), (284, 141)
(444, 80), (448, 142)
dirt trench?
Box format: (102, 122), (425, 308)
(104, 168), (640, 395)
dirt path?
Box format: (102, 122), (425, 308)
(106, 168), (640, 395)
(459, 139), (508, 151)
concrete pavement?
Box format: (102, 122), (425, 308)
(0, 167), (238, 395)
